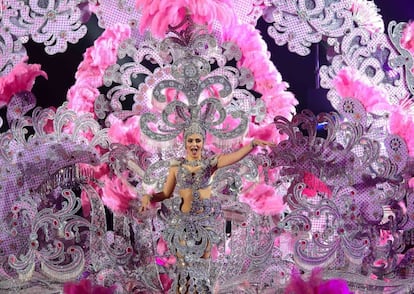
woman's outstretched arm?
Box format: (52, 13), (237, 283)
(216, 139), (275, 168)
(140, 166), (177, 211)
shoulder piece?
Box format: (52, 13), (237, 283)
(170, 158), (183, 167)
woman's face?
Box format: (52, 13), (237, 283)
(185, 133), (204, 160)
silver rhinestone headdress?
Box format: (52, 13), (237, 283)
(138, 19), (249, 147)
(184, 122), (206, 140)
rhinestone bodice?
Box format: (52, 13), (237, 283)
(175, 156), (218, 190)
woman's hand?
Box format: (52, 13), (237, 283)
(251, 139), (276, 148)
(140, 194), (152, 212)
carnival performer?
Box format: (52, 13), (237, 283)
(139, 122), (274, 293)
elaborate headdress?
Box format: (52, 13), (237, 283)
(184, 122), (206, 141)
(138, 18), (249, 149)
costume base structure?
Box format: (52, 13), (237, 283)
(1, 1), (414, 293)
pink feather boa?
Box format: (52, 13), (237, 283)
(135, 0), (236, 38)
(65, 24), (132, 214)
(223, 23), (297, 123)
(81, 166), (139, 215)
(0, 57), (47, 108)
(67, 23), (131, 114)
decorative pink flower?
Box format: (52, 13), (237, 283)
(0, 57), (47, 108)
(333, 67), (390, 113)
(350, 0), (384, 34)
(63, 278), (116, 294)
(239, 183), (286, 215)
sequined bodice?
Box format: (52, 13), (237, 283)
(175, 157), (217, 190)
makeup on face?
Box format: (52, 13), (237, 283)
(185, 133), (204, 159)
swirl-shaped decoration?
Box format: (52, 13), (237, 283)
(1, 0), (87, 55)
(266, 0), (353, 56)
(269, 107), (414, 278)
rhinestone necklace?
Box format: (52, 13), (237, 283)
(184, 159), (203, 167)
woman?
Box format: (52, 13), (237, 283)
(140, 125), (274, 210)
(140, 123), (274, 293)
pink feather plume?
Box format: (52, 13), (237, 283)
(240, 183), (286, 215)
(0, 57), (47, 108)
(101, 173), (138, 213)
(333, 66), (390, 113)
(108, 115), (142, 145)
(389, 108), (414, 156)
(223, 23), (297, 122)
(284, 267), (352, 294)
(136, 0), (236, 38)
